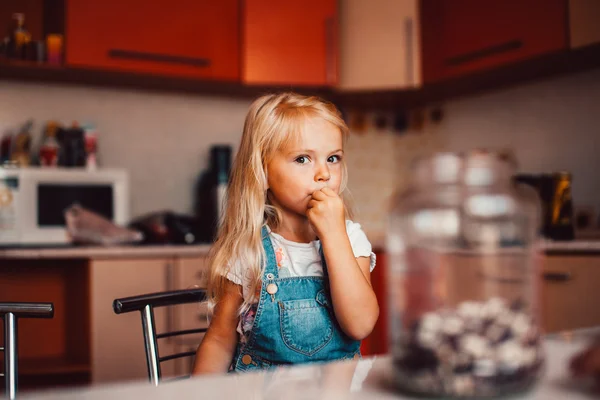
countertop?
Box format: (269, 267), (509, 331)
(2, 239), (600, 260)
(21, 332), (600, 400)
(541, 239), (600, 253)
(0, 244), (211, 259)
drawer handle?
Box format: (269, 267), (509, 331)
(108, 49), (211, 68)
(543, 272), (572, 282)
(445, 39), (523, 67)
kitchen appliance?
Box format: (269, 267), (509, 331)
(194, 145), (232, 243)
(128, 211), (199, 245)
(0, 166), (129, 246)
(514, 172), (575, 240)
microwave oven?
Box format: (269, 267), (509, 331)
(0, 167), (130, 246)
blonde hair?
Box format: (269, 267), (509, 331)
(207, 92), (352, 312)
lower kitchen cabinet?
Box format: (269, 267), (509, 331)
(90, 255), (208, 384)
(541, 254), (600, 333)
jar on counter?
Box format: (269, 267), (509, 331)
(387, 150), (543, 398)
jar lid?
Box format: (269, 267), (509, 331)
(413, 150), (515, 187)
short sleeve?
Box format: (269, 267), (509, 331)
(346, 220), (377, 272)
(225, 261), (244, 285)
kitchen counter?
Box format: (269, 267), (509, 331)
(2, 238), (599, 260)
(541, 239), (600, 253)
(20, 331), (600, 400)
(0, 244), (211, 259)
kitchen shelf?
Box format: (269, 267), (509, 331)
(2, 42), (600, 109)
(0, 60), (332, 100)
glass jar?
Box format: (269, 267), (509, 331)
(387, 151), (543, 398)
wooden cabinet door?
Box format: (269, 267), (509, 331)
(338, 0), (421, 90)
(421, 0), (568, 83)
(169, 256), (209, 376)
(66, 0), (240, 81)
(243, 0), (337, 86)
(90, 257), (173, 384)
(541, 255), (600, 333)
(360, 250), (388, 356)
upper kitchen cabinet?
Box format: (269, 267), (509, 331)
(66, 0), (240, 81)
(421, 0), (568, 83)
(569, 0), (600, 49)
(242, 0), (337, 86)
(338, 0), (421, 90)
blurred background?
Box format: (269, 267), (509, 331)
(1, 0), (600, 393)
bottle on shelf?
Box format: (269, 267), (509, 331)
(38, 121), (61, 167)
(9, 13), (31, 60)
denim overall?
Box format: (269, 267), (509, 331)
(231, 227), (361, 371)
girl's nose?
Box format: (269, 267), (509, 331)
(315, 164), (331, 182)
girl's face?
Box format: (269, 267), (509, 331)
(266, 117), (344, 223)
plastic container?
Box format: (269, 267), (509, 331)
(387, 150), (544, 398)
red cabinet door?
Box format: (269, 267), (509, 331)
(243, 0), (337, 86)
(360, 250), (388, 356)
(421, 0), (568, 83)
(66, 0), (240, 81)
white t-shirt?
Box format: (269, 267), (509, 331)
(226, 220), (376, 340)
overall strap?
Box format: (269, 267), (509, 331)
(261, 226), (279, 277)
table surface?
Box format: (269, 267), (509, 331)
(21, 332), (600, 400)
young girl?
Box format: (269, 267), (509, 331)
(192, 92), (379, 374)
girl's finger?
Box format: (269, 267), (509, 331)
(311, 190), (327, 201)
(321, 187), (337, 197)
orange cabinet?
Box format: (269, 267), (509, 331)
(421, 0), (568, 83)
(243, 0), (337, 86)
(66, 0), (240, 81)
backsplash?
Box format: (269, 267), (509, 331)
(0, 82), (251, 218)
(436, 67), (600, 212)
(1, 67), (600, 240)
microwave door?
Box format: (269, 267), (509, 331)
(24, 183), (115, 245)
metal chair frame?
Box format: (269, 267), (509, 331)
(0, 302), (54, 400)
(113, 288), (207, 386)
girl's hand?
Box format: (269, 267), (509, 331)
(307, 187), (346, 239)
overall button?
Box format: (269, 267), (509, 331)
(266, 273), (275, 280)
(266, 283), (278, 295)
(242, 355), (253, 365)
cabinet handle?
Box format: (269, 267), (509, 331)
(108, 49), (211, 68)
(324, 16), (336, 85)
(165, 260), (175, 342)
(543, 271), (572, 282)
(444, 39), (523, 67)
(404, 17), (415, 86)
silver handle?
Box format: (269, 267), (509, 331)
(543, 271), (573, 282)
(108, 49), (211, 68)
(444, 39), (523, 67)
(324, 16), (336, 85)
(165, 259), (175, 342)
(404, 17), (415, 87)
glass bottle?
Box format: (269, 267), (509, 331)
(39, 121), (60, 167)
(387, 150), (543, 398)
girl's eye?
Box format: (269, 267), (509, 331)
(328, 155), (342, 163)
(295, 156), (309, 164)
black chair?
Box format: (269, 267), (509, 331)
(0, 302), (54, 400)
(113, 288), (207, 386)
